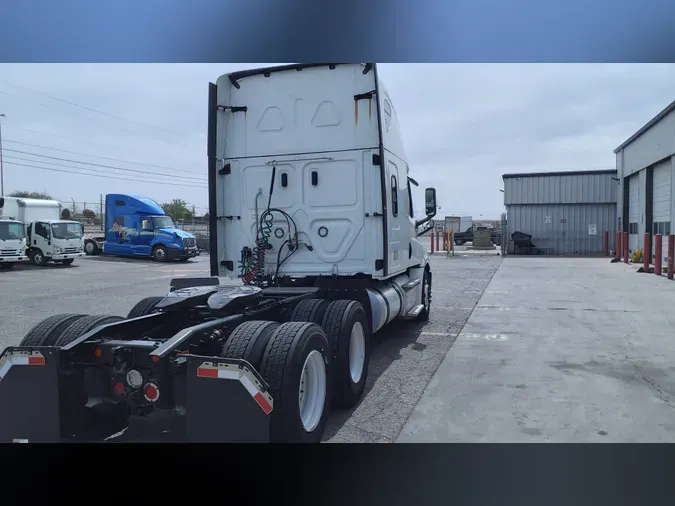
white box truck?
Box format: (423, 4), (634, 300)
(0, 197), (85, 266)
(0, 197), (28, 269)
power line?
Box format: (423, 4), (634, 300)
(3, 138), (203, 177)
(2, 148), (206, 182)
(3, 160), (208, 189)
(0, 79), (188, 138)
(3, 154), (204, 187)
(7, 124), (196, 165)
(0, 89), (183, 147)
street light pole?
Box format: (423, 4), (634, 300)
(0, 113), (5, 197)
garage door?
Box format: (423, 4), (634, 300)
(652, 161), (671, 264)
(628, 173), (639, 252)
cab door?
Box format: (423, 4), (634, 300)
(106, 215), (131, 255)
(32, 221), (52, 254)
(131, 217), (154, 256)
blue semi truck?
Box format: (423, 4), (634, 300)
(83, 194), (198, 262)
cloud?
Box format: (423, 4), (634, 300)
(0, 63), (673, 218)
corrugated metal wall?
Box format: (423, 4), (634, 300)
(504, 172), (617, 205)
(503, 171), (618, 255)
(506, 203), (616, 255)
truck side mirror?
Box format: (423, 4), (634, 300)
(425, 188), (437, 217)
(81, 224), (85, 235)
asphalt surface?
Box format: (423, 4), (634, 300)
(0, 249), (502, 443)
(398, 257), (675, 443)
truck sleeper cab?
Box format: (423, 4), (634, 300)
(102, 194), (198, 262)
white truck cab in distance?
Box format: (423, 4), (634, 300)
(0, 214), (28, 269)
(0, 197), (85, 266)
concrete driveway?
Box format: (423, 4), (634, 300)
(398, 257), (675, 443)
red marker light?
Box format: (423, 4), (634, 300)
(151, 355), (160, 363)
(112, 382), (125, 396)
(144, 383), (160, 402)
(94, 348), (102, 357)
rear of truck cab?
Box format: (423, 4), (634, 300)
(210, 63), (433, 281)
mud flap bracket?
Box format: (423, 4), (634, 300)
(185, 356), (273, 443)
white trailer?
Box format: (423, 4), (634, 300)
(0, 197), (85, 266)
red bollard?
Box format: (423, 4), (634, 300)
(603, 231), (609, 256)
(623, 232), (629, 263)
(430, 232), (435, 254)
(435, 231), (440, 252)
(643, 233), (651, 270)
(668, 235), (674, 280)
(615, 231), (622, 259)
(655, 234), (663, 275)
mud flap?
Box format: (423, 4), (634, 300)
(185, 356), (273, 443)
(0, 347), (61, 442)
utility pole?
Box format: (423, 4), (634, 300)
(0, 113), (5, 197)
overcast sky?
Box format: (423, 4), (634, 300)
(0, 63), (673, 219)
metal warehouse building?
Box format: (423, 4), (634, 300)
(615, 100), (675, 265)
(503, 170), (618, 255)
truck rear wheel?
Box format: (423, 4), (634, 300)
(321, 300), (370, 409)
(54, 315), (125, 347)
(19, 314), (87, 346)
(127, 296), (165, 319)
(259, 322), (331, 443)
(290, 298), (329, 324)
(221, 320), (280, 369)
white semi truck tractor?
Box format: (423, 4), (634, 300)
(0, 197), (85, 266)
(0, 197), (28, 269)
(0, 64), (438, 443)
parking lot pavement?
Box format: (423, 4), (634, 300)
(398, 257), (675, 443)
(0, 255), (209, 348)
(0, 252), (503, 444)
(325, 254), (502, 442)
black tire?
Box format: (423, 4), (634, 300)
(416, 268), (431, 321)
(84, 240), (99, 255)
(220, 320), (280, 369)
(290, 298), (329, 324)
(54, 315), (125, 347)
(60, 259), (75, 265)
(19, 314), (87, 347)
(259, 322), (331, 443)
(30, 249), (48, 266)
(152, 245), (168, 262)
(127, 296), (165, 319)
(321, 300), (371, 409)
